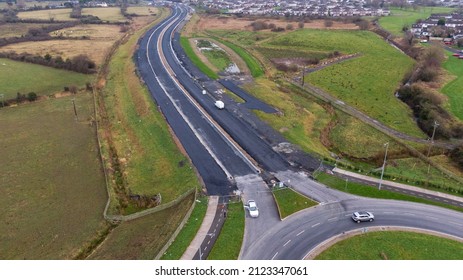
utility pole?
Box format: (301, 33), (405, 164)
(378, 142), (389, 190)
(71, 98), (78, 121)
(426, 121), (439, 174)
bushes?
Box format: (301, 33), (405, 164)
(0, 51), (96, 74)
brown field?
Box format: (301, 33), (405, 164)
(0, 94), (107, 259)
(89, 192), (194, 259)
(195, 15), (359, 32)
(17, 8), (75, 21)
(82, 7), (126, 22)
(0, 39), (115, 65)
(127, 6), (158, 16)
(49, 24), (123, 40)
(0, 23), (55, 38)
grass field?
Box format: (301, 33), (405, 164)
(126, 6), (158, 16)
(208, 202), (244, 260)
(316, 173), (463, 212)
(264, 29), (423, 137)
(315, 231), (463, 259)
(82, 7), (126, 23)
(161, 196), (208, 260)
(101, 10), (200, 214)
(202, 49), (231, 71)
(0, 23), (55, 38)
(17, 8), (75, 21)
(50, 24), (122, 40)
(441, 51), (463, 120)
(272, 187), (317, 219)
(0, 94), (107, 259)
(89, 192), (195, 259)
(0, 58), (92, 100)
(180, 37), (218, 79)
(378, 7), (456, 36)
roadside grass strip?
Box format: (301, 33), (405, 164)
(180, 36), (218, 79)
(315, 231), (463, 260)
(207, 202), (244, 260)
(272, 187), (318, 219)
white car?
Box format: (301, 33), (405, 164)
(352, 211), (374, 223)
(247, 200), (259, 218)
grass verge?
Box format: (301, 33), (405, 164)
(272, 187), (318, 219)
(316, 173), (463, 212)
(161, 196), (208, 260)
(207, 202), (244, 260)
(441, 51), (463, 120)
(180, 36), (218, 79)
(315, 231), (463, 259)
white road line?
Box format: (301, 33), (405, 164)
(328, 217), (337, 222)
(449, 221), (463, 227)
(311, 223), (321, 228)
(296, 230), (305, 236)
(383, 212), (394, 214)
(204, 246), (208, 251)
(207, 240), (210, 245)
(271, 252), (278, 260)
(426, 196), (431, 198)
(283, 240), (292, 247)
(443, 200), (449, 202)
(403, 213), (416, 216)
(426, 216), (438, 220)
(216, 224), (218, 228)
(435, 198), (441, 200)
(213, 229), (217, 233)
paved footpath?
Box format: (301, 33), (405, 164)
(181, 196), (219, 260)
(333, 168), (463, 204)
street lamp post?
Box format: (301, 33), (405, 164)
(426, 121), (439, 174)
(378, 142), (389, 190)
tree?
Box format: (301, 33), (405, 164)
(298, 21), (304, 29)
(286, 23), (293, 30)
(27, 92), (37, 101)
(437, 18), (445, 26)
(324, 19), (333, 28)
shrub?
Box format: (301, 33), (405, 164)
(27, 92), (37, 101)
(324, 20), (333, 28)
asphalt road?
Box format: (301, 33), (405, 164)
(137, 4), (463, 260)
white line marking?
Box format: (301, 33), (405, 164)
(204, 246), (208, 251)
(296, 230), (305, 236)
(404, 213), (416, 216)
(271, 252), (278, 260)
(328, 217), (337, 222)
(283, 240), (292, 247)
(435, 198), (440, 201)
(449, 221), (463, 227)
(426, 216), (438, 220)
(311, 223), (321, 228)
(207, 240), (210, 245)
(213, 229), (216, 233)
(383, 212), (394, 214)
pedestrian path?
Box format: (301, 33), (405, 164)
(181, 196), (218, 260)
(333, 168), (463, 204)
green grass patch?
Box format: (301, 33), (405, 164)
(273, 188), (317, 219)
(207, 30), (276, 46)
(441, 51), (463, 120)
(0, 58), (92, 100)
(102, 10), (200, 214)
(244, 78), (332, 157)
(0, 94), (107, 259)
(264, 29), (423, 137)
(378, 7), (456, 36)
(256, 46), (330, 60)
(315, 231), (463, 259)
(180, 37), (218, 79)
(317, 173), (463, 212)
(208, 202), (244, 260)
(202, 49), (232, 72)
(161, 196), (208, 260)
(89, 192), (195, 259)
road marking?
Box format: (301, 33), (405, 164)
(213, 229), (216, 233)
(328, 217), (337, 222)
(207, 240), (210, 245)
(449, 221), (463, 227)
(426, 196), (431, 198)
(311, 223), (321, 228)
(218, 218), (221, 223)
(418, 194), (423, 197)
(216, 224), (219, 228)
(383, 212), (394, 214)
(403, 213), (416, 216)
(296, 230), (305, 236)
(435, 198), (440, 201)
(283, 240), (291, 247)
(204, 246), (208, 251)
(271, 252), (278, 260)
(443, 200), (449, 202)
(426, 216), (438, 220)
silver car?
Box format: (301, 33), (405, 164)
(352, 211), (374, 223)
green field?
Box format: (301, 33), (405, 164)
(264, 29), (423, 137)
(0, 58), (92, 100)
(102, 11), (200, 214)
(89, 192), (195, 259)
(378, 7), (456, 36)
(180, 37), (218, 79)
(273, 187), (317, 219)
(441, 51), (463, 120)
(162, 196), (208, 260)
(315, 231), (463, 259)
(208, 202), (244, 260)
(0, 94), (108, 259)
(202, 49), (232, 72)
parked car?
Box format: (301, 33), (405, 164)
(452, 53), (460, 57)
(351, 211), (374, 223)
(247, 200), (259, 218)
